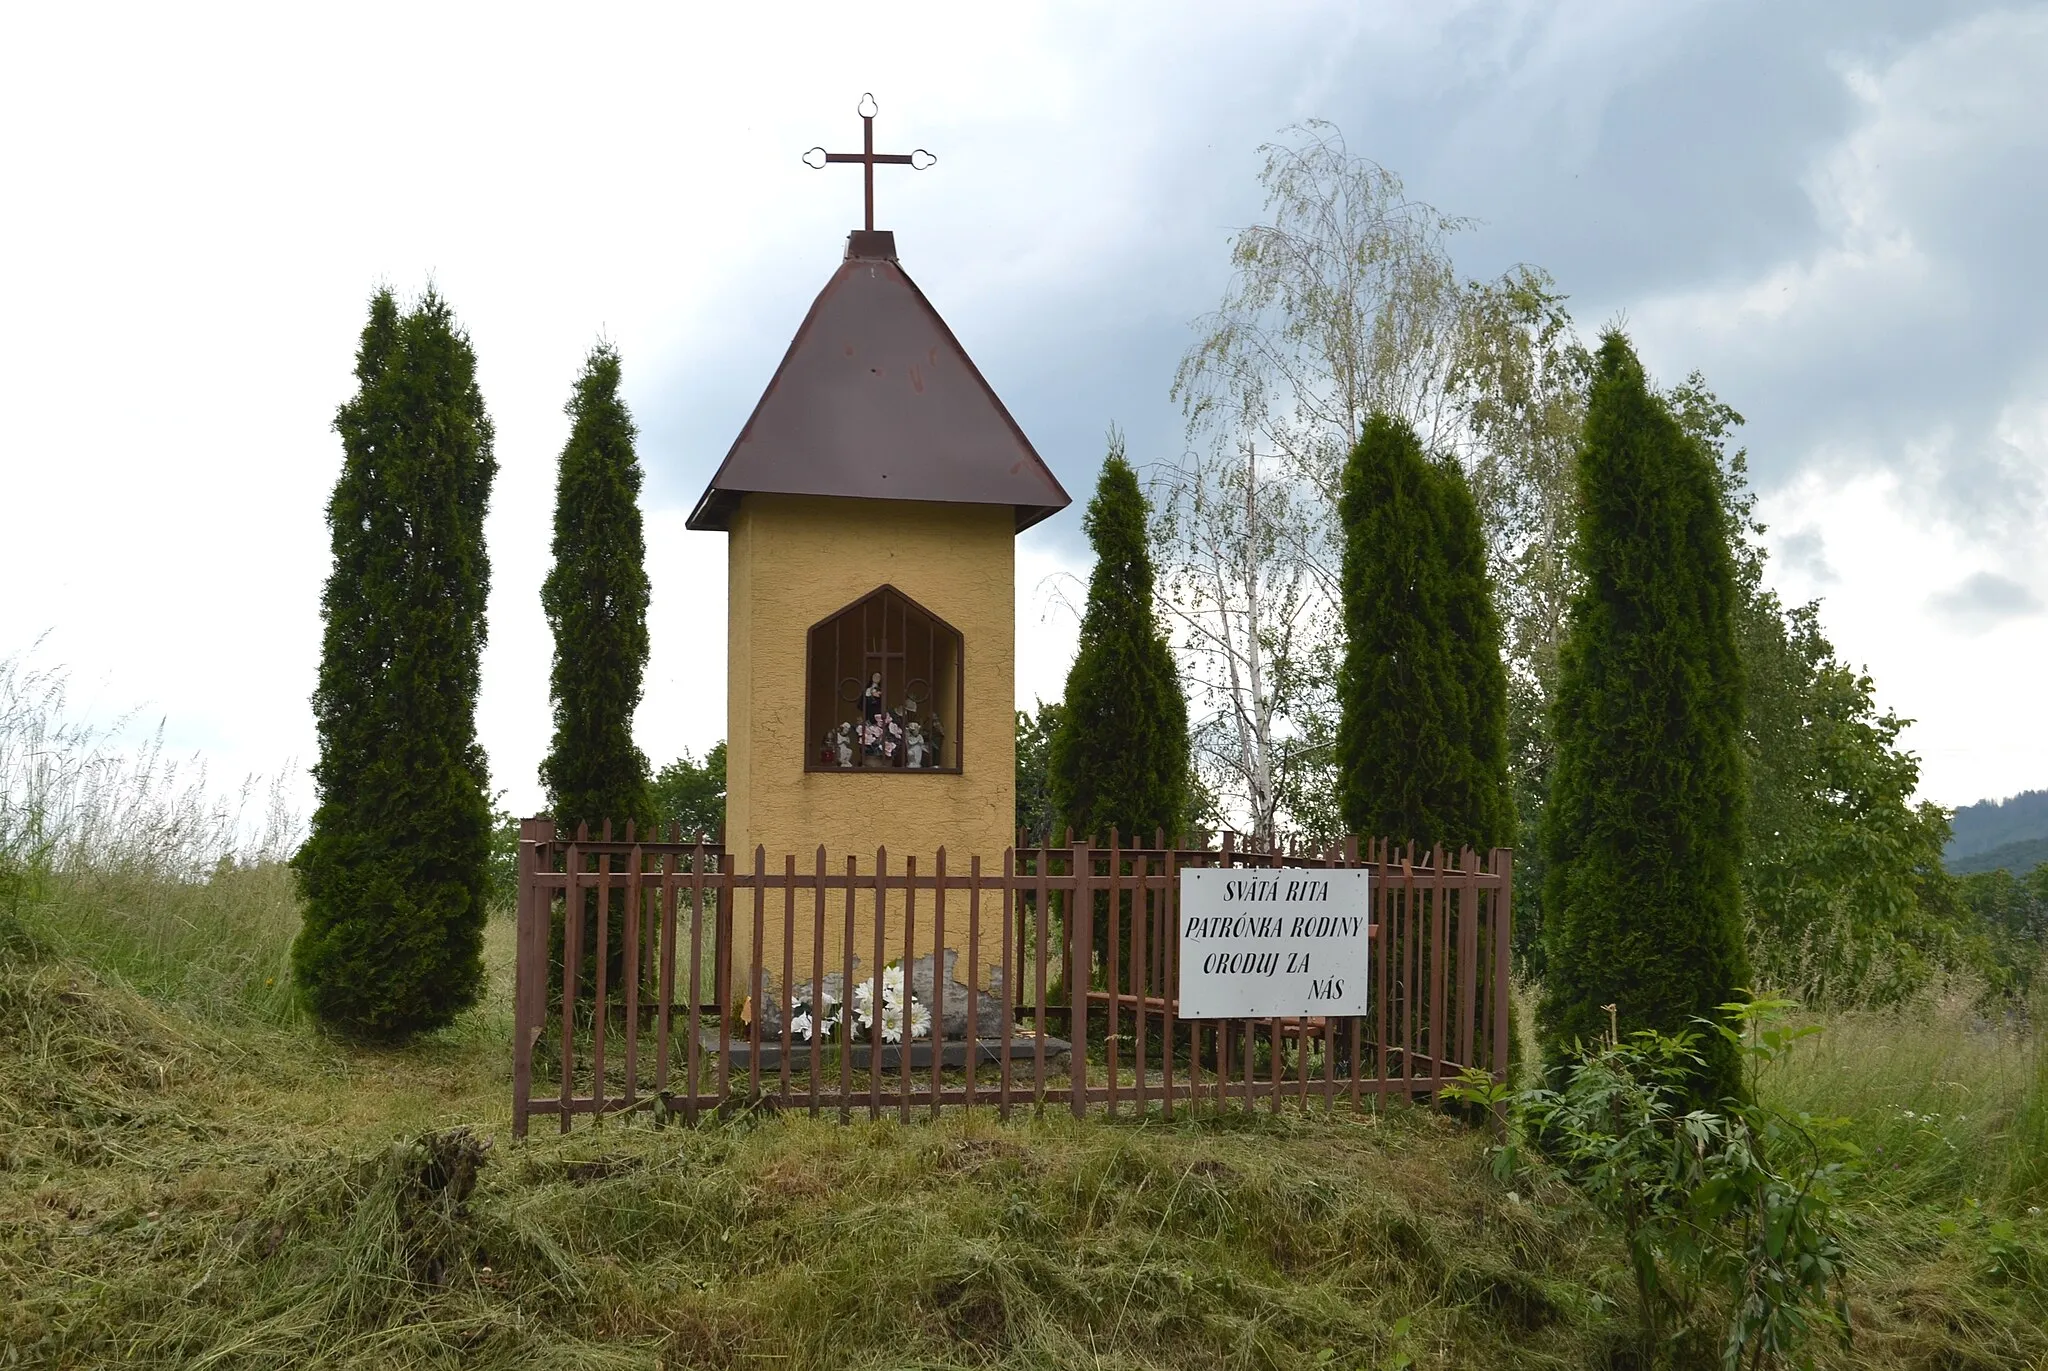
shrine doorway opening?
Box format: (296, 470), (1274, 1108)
(806, 585), (963, 772)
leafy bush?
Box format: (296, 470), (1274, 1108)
(1050, 433), (1191, 848)
(1956, 862), (2048, 999)
(540, 342), (654, 838)
(1452, 996), (1856, 1368)
(651, 743), (726, 842)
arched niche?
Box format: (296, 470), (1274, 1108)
(805, 585), (962, 773)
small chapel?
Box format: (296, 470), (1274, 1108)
(687, 98), (1070, 906)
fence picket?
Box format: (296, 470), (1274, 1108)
(901, 854), (917, 1123)
(931, 849), (946, 1119)
(685, 839), (705, 1125)
(871, 847), (886, 1122)
(505, 830), (1513, 1136)
(811, 846), (827, 1118)
(967, 854), (981, 1111)
(623, 843), (642, 1112)
(841, 854), (857, 1123)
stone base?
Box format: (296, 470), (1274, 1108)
(705, 1029), (1070, 1073)
(746, 949), (1010, 1041)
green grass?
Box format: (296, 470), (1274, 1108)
(5, 873), (2048, 1369)
(12, 860), (303, 1026)
(1771, 991), (2048, 1208)
(0, 954), (1621, 1370)
(5, 662), (2047, 1368)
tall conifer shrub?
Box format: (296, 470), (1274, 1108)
(1437, 457), (1515, 850)
(1539, 332), (1748, 1101)
(292, 288), (497, 1039)
(1335, 414), (1512, 853)
(1050, 437), (1191, 980)
(540, 342), (653, 833)
(1049, 437), (1190, 846)
(539, 344), (654, 1002)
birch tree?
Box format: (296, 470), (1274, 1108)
(1157, 123), (1470, 846)
(1150, 438), (1319, 847)
(1452, 266), (1591, 706)
(1448, 269), (1592, 965)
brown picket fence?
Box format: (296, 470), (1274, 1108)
(511, 819), (1513, 1137)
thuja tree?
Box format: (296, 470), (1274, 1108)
(539, 344), (654, 1003)
(1051, 437), (1190, 845)
(1436, 456), (1515, 852)
(540, 342), (653, 835)
(1050, 436), (1190, 980)
(292, 288), (498, 1039)
(1539, 331), (1748, 1102)
(1335, 413), (1511, 854)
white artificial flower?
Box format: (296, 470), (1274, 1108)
(791, 1010), (814, 1042)
(850, 966), (928, 1042)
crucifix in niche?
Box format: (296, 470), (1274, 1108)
(807, 585), (960, 772)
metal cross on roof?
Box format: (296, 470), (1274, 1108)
(802, 93), (936, 232)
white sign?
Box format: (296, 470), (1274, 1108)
(1176, 867), (1372, 1019)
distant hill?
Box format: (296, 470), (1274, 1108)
(1948, 835), (2048, 877)
(1945, 789), (2048, 862)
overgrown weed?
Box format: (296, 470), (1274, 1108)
(1, 651), (303, 1027)
(1766, 981), (2045, 1206)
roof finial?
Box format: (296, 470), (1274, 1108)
(802, 93), (936, 232)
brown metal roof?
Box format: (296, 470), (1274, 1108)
(686, 230), (1071, 532)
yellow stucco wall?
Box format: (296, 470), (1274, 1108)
(724, 494), (1017, 996)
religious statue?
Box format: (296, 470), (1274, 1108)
(818, 730), (837, 767)
(859, 672), (902, 764)
(834, 722), (855, 768)
(904, 722), (927, 769)
(925, 713), (945, 768)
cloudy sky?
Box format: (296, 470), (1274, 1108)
(2, 1), (2043, 822)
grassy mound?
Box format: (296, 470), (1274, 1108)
(4, 940), (2048, 1370)
(0, 948), (1610, 1369)
(3, 660), (2045, 1368)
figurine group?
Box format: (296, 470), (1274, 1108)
(817, 672), (945, 769)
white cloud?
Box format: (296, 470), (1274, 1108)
(1760, 468), (2048, 808)
(3, 1), (2043, 824)
(1929, 570), (2043, 629)
(1623, 8), (2048, 805)
(1634, 10), (2048, 370)
(1015, 534), (1086, 718)
(0, 3), (1328, 815)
